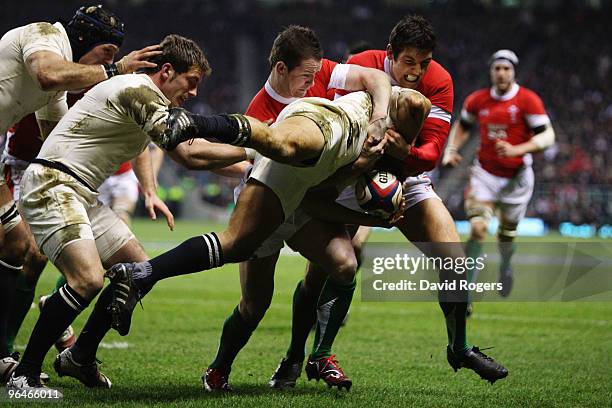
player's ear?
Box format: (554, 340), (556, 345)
(274, 61), (288, 75)
(386, 44), (394, 61)
(160, 63), (175, 81)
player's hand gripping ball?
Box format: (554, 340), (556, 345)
(355, 170), (403, 218)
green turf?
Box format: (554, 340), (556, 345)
(7, 219), (611, 407)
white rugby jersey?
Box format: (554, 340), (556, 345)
(38, 74), (170, 189)
(0, 22), (72, 133)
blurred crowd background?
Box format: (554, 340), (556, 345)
(2, 0), (610, 229)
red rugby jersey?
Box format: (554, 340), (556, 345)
(341, 50), (454, 176)
(461, 83), (549, 178)
(245, 58), (340, 121)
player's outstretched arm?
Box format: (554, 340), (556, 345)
(25, 45), (161, 91)
(442, 120), (471, 167)
(343, 65), (392, 138)
(167, 139), (250, 170)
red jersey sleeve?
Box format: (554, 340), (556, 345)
(403, 65), (454, 173)
(245, 88), (280, 122)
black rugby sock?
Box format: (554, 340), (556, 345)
(133, 233), (224, 288)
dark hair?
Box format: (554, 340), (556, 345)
(268, 25), (322, 71)
(143, 34), (211, 76)
(389, 15), (436, 59)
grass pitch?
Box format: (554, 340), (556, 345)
(8, 219), (611, 407)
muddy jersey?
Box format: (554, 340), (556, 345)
(37, 74), (169, 189)
(0, 22), (72, 133)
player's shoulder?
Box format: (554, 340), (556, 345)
(347, 50), (386, 69)
(246, 86), (282, 121)
(517, 86), (544, 103)
(422, 60), (452, 90)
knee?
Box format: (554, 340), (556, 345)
(498, 222), (518, 242)
(25, 246), (48, 277)
(72, 273), (104, 300)
(330, 252), (358, 285)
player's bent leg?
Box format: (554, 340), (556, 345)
(287, 220), (356, 390)
(205, 254), (278, 392)
(106, 180), (285, 337)
(0, 188), (28, 367)
(396, 198), (508, 383)
(7, 223), (49, 356)
(59, 236), (147, 389)
(10, 239), (101, 394)
(245, 116), (325, 165)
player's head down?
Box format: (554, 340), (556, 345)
(145, 34), (211, 107)
(489, 49), (519, 93)
(388, 86), (431, 144)
(386, 15), (436, 90)
(65, 4), (125, 64)
(268, 25), (323, 98)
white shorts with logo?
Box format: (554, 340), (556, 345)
(98, 170), (139, 209)
(19, 164), (134, 264)
(466, 160), (534, 224)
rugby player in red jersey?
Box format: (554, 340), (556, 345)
(276, 15), (509, 386)
(442, 49), (555, 300)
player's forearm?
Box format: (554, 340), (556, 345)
(132, 149), (157, 195)
(28, 55), (107, 91)
(211, 161), (252, 178)
(446, 121), (471, 153)
(361, 70), (392, 120)
(168, 140), (248, 171)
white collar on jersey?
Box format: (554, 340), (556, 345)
(264, 79), (299, 105)
(490, 82), (520, 101)
(383, 57), (399, 86)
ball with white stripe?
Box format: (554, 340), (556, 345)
(355, 170), (403, 218)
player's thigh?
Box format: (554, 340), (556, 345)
(288, 219), (357, 283)
(396, 197), (464, 259)
(87, 203), (138, 268)
(220, 180), (285, 261)
(273, 116), (325, 162)
(102, 238), (148, 268)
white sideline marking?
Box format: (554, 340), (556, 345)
(99, 341), (129, 349)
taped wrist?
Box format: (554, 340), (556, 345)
(103, 63), (120, 78)
(191, 113), (251, 146)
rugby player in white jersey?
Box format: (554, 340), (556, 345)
(7, 34), (250, 394)
(0, 4), (161, 383)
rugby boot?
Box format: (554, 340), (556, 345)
(202, 367), (232, 392)
(305, 354), (352, 391)
(269, 357), (303, 389)
(54, 348), (111, 388)
(447, 346), (508, 384)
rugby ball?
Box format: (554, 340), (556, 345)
(355, 170), (403, 217)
